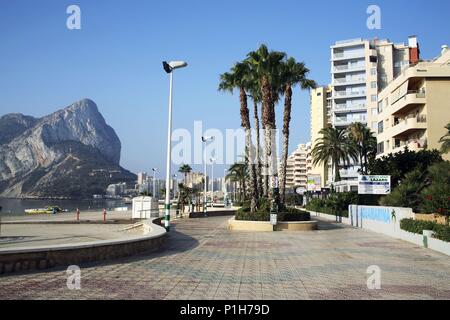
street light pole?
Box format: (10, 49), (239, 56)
(152, 168), (157, 198)
(210, 157), (216, 207)
(202, 136), (214, 215)
(162, 60), (187, 231)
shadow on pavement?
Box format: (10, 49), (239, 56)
(0, 221), (201, 278)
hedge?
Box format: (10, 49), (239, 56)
(235, 204), (310, 222)
(400, 218), (450, 242)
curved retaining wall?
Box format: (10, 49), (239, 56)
(0, 218), (167, 275)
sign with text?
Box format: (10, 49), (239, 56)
(358, 175), (391, 195)
(307, 175), (322, 192)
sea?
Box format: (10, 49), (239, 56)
(0, 198), (131, 216)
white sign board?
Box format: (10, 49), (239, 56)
(270, 214), (278, 226)
(307, 175), (321, 192)
(132, 196), (159, 219)
(358, 175), (391, 195)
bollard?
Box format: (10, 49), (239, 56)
(76, 208), (80, 221)
(103, 208), (107, 223)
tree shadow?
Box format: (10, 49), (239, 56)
(0, 222), (200, 277)
(313, 218), (349, 230)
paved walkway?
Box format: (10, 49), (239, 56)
(1, 216), (449, 300)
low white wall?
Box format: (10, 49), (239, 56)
(310, 211), (351, 225)
(348, 205), (450, 256)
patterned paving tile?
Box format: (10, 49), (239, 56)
(0, 216), (450, 300)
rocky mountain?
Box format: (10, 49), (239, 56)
(0, 99), (136, 199)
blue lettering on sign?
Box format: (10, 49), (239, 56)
(359, 207), (391, 223)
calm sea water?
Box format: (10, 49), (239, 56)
(0, 198), (130, 216)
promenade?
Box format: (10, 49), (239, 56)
(1, 215), (450, 299)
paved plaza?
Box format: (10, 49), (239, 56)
(0, 216), (449, 300)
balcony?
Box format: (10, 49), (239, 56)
(333, 90), (366, 99)
(390, 115), (427, 138)
(389, 90), (426, 115)
(333, 77), (366, 87)
(334, 119), (367, 127)
(332, 64), (366, 74)
(391, 139), (426, 154)
(334, 103), (366, 113)
(332, 52), (365, 61)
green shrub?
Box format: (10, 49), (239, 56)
(419, 162), (450, 216)
(305, 192), (357, 217)
(235, 209), (270, 221)
(235, 198), (310, 222)
(400, 218), (450, 242)
(278, 208), (310, 222)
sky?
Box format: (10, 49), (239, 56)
(1, 0), (449, 177)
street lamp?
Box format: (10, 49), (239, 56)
(162, 60), (188, 231)
(151, 168), (158, 198)
(210, 157), (216, 207)
(202, 136), (215, 215)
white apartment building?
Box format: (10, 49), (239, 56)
(328, 36), (419, 191)
(284, 143), (313, 191)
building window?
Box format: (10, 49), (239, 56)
(371, 94), (377, 102)
(372, 121), (378, 130)
(377, 101), (383, 113)
(371, 68), (377, 76)
(378, 121), (384, 134)
(377, 142), (384, 154)
(317, 92), (322, 96)
(371, 108), (377, 116)
(371, 81), (377, 89)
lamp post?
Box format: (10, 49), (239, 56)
(202, 136), (214, 215)
(162, 60), (188, 231)
(210, 157), (216, 207)
(173, 174), (179, 217)
(151, 168), (158, 198)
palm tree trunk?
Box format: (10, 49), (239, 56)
(280, 83), (292, 203)
(261, 76), (273, 198)
(334, 159), (340, 182)
(240, 87), (257, 212)
(253, 100), (263, 198)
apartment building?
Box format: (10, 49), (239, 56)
(310, 86), (332, 187)
(328, 36), (419, 191)
(376, 46), (450, 161)
(284, 143), (312, 191)
(185, 171), (205, 189)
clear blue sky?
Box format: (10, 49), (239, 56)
(1, 0), (449, 177)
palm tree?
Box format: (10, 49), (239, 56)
(347, 123), (377, 175)
(226, 162), (248, 202)
(279, 57), (317, 202)
(439, 122), (450, 154)
(311, 127), (358, 183)
(246, 45), (286, 198)
(178, 164), (192, 186)
(246, 76), (263, 198)
(219, 62), (258, 212)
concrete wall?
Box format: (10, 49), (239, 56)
(0, 218), (167, 275)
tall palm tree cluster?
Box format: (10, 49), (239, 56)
(311, 123), (377, 183)
(219, 44), (316, 213)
